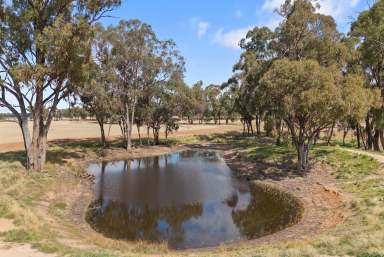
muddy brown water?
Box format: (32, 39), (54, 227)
(86, 150), (302, 249)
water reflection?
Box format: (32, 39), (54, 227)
(86, 150), (302, 249)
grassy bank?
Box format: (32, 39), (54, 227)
(0, 133), (383, 257)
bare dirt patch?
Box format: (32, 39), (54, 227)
(0, 218), (15, 233)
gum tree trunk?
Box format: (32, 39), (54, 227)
(123, 101), (136, 150)
(137, 125), (142, 145)
(19, 115), (33, 169)
(147, 125), (151, 145)
(373, 129), (381, 151)
(255, 115), (261, 136)
(342, 127), (349, 146)
(380, 130), (384, 151)
(327, 122), (335, 146)
(97, 119), (107, 148)
(297, 143), (309, 172)
(153, 127), (160, 145)
(356, 126), (361, 148)
(366, 116), (373, 150)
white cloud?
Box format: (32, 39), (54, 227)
(197, 21), (210, 39)
(213, 27), (252, 50)
(262, 0), (284, 11)
(262, 0), (362, 21)
(190, 17), (210, 39)
(317, 0), (361, 20)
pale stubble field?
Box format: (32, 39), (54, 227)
(0, 120), (242, 151)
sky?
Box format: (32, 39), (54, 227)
(100, 0), (370, 86)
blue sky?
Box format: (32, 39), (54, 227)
(100, 0), (370, 86)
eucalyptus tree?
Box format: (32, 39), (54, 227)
(205, 85), (222, 124)
(351, 0), (384, 151)
(219, 89), (236, 124)
(176, 81), (195, 124)
(260, 59), (343, 171)
(339, 74), (380, 147)
(0, 0), (120, 171)
(108, 20), (183, 150)
(232, 26), (278, 135)
(223, 76), (256, 135)
(147, 72), (183, 145)
(191, 81), (206, 124)
(79, 26), (115, 148)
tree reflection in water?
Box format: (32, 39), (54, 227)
(86, 199), (203, 247)
(231, 183), (303, 239)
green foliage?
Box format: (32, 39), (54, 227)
(264, 115), (274, 136)
(351, 0), (384, 89)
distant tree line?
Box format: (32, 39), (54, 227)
(0, 112), (17, 121)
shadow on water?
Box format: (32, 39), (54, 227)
(85, 149), (303, 249)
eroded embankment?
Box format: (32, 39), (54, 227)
(224, 147), (348, 245)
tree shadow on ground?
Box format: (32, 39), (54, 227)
(0, 151), (26, 166)
(0, 146), (85, 168)
(45, 148), (85, 165)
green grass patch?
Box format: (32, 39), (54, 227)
(3, 229), (38, 243)
(312, 147), (381, 180)
(52, 202), (67, 210)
